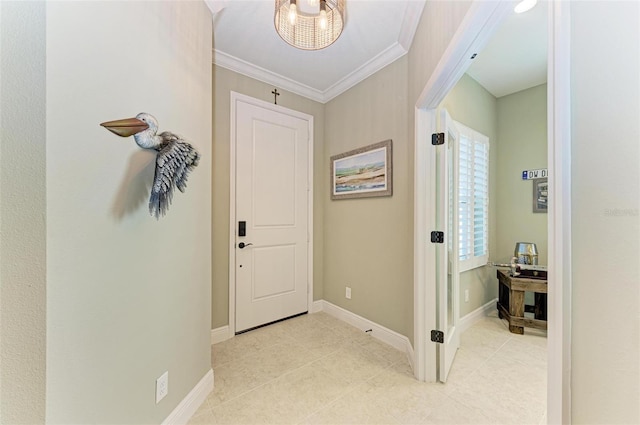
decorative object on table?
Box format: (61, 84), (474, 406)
(274, 0), (345, 50)
(100, 113), (200, 219)
(532, 177), (548, 213)
(514, 242), (539, 265)
(487, 259), (547, 279)
(512, 242), (547, 278)
(514, 264), (548, 279)
(330, 139), (392, 200)
(488, 241), (545, 278)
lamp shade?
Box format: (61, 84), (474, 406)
(274, 0), (345, 50)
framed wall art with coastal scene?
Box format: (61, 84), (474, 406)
(330, 139), (392, 200)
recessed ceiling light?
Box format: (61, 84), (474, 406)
(514, 0), (537, 13)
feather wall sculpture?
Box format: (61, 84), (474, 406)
(101, 113), (200, 219)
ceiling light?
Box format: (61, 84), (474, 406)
(514, 0), (537, 13)
(319, 1), (328, 30)
(275, 0), (345, 50)
(288, 0), (297, 25)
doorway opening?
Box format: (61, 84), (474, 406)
(413, 1), (572, 423)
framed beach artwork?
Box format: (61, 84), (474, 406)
(330, 139), (393, 200)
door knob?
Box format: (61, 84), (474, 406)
(238, 242), (253, 249)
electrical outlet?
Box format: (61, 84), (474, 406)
(464, 289), (470, 303)
(345, 286), (351, 299)
(156, 371), (168, 404)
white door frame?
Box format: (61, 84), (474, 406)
(412, 1), (572, 423)
(228, 91), (314, 337)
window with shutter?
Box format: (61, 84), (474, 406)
(455, 121), (489, 272)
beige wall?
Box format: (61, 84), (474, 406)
(0, 2), (47, 423)
(408, 1), (473, 105)
(211, 65), (325, 329)
(316, 0), (473, 344)
(323, 57), (412, 339)
(44, 2), (213, 423)
(440, 74), (499, 317)
(571, 2), (639, 423)
(496, 84), (548, 264)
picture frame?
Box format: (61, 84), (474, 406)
(533, 177), (548, 213)
(330, 139), (392, 200)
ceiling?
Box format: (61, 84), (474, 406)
(467, 0), (548, 98)
(208, 0), (547, 103)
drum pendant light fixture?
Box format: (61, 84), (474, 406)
(274, 0), (345, 50)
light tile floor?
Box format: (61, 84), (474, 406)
(190, 311), (547, 425)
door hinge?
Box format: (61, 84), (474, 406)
(431, 132), (445, 145)
(431, 330), (444, 344)
(430, 231), (444, 243)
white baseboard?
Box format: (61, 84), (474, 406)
(458, 298), (498, 334)
(310, 300), (323, 313)
(210, 325), (230, 345)
(162, 369), (213, 425)
(320, 300), (414, 368)
(405, 340), (415, 372)
(207, 300), (414, 368)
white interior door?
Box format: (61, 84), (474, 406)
(234, 99), (310, 333)
(436, 109), (460, 382)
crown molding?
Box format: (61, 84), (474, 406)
(204, 0), (228, 15)
(322, 41), (408, 103)
(215, 41), (408, 104)
(399, 1), (426, 50)
(213, 49), (326, 103)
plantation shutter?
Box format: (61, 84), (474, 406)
(458, 135), (473, 261)
(455, 121), (489, 271)
(473, 141), (489, 258)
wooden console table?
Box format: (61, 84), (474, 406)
(497, 269), (547, 334)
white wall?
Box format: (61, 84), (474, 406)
(570, 2), (640, 423)
(44, 2), (213, 423)
(0, 2), (47, 423)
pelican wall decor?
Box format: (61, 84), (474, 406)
(100, 113), (200, 219)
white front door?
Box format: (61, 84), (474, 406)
(234, 96), (311, 333)
(436, 109), (460, 382)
